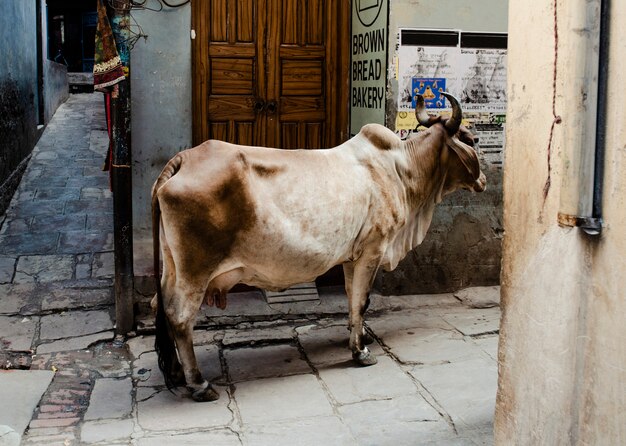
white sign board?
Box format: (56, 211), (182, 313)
(350, 0), (388, 136)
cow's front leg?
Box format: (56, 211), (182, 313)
(166, 288), (219, 402)
(343, 263), (375, 346)
(345, 257), (380, 366)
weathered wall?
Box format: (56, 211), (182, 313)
(0, 1), (39, 214)
(130, 4), (192, 269)
(376, 0), (508, 293)
(496, 0), (626, 444)
(43, 59), (69, 124)
(130, 5), (192, 232)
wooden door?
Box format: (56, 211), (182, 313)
(192, 0), (350, 149)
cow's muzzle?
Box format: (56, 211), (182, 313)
(473, 172), (487, 192)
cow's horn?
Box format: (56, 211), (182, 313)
(442, 92), (462, 134)
(415, 94), (440, 127)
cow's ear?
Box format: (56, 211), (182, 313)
(447, 137), (480, 180)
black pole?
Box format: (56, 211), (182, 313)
(109, 1), (134, 335)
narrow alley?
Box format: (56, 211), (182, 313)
(0, 94), (499, 445)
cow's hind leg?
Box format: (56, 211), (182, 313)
(164, 284), (219, 402)
(344, 258), (380, 366)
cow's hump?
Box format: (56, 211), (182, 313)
(359, 124), (401, 151)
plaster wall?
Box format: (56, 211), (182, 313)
(496, 1), (626, 443)
(376, 0), (508, 294)
(0, 1), (39, 215)
(130, 4), (192, 237)
(43, 59), (69, 124)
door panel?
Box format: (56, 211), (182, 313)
(193, 0), (349, 149)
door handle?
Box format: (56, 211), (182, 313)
(253, 98), (265, 113)
(266, 100), (277, 115)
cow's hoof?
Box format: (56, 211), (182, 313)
(191, 385), (220, 402)
(352, 348), (378, 366)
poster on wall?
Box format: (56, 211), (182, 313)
(350, 0), (389, 136)
(395, 29), (507, 166)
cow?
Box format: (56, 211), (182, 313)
(151, 93), (486, 401)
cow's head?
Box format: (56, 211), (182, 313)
(415, 93), (486, 195)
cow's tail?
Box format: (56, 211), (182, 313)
(152, 154), (183, 390)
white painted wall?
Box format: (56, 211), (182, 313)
(496, 0), (626, 443)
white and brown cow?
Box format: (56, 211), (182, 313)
(152, 93), (486, 401)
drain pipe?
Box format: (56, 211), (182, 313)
(557, 0), (605, 235)
(586, 0), (610, 235)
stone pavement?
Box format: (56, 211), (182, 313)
(0, 93), (501, 445)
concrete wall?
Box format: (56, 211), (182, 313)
(496, 0), (626, 444)
(130, 4), (192, 241)
(376, 0), (508, 294)
(0, 1), (39, 215)
(43, 59), (69, 123)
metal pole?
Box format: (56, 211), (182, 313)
(109, 0), (134, 335)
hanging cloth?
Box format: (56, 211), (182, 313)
(93, 0), (126, 91)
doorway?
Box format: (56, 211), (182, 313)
(191, 0), (350, 149)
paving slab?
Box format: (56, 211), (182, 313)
(41, 286), (113, 311)
(472, 335), (499, 361)
(439, 307), (501, 336)
(84, 377), (133, 420)
(126, 335), (155, 359)
(224, 344), (311, 382)
(296, 323), (384, 368)
(0, 316), (38, 351)
(80, 418), (134, 444)
(92, 252), (114, 279)
(0, 284), (36, 314)
(375, 326), (487, 365)
(222, 325), (294, 346)
(39, 309), (113, 340)
(13, 255), (74, 283)
(0, 425), (20, 446)
(318, 355), (417, 405)
(0, 370), (54, 436)
(137, 429), (241, 446)
(242, 416), (355, 446)
(454, 286), (500, 308)
(0, 256), (15, 283)
(235, 374), (333, 424)
(136, 386), (233, 431)
(36, 330), (114, 354)
(133, 344), (221, 387)
(408, 357), (498, 430)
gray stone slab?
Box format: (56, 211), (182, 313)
(39, 309), (113, 340)
(409, 357), (498, 429)
(454, 286), (501, 308)
(57, 231), (113, 254)
(0, 316), (38, 351)
(367, 309), (452, 343)
(41, 286), (113, 311)
(0, 284), (36, 314)
(0, 233), (58, 255)
(235, 374), (333, 424)
(85, 377), (133, 420)
(0, 425), (20, 446)
(80, 419), (134, 444)
(36, 331), (114, 354)
(225, 344), (311, 382)
(243, 416), (355, 446)
(297, 323), (384, 368)
(0, 256), (16, 283)
(136, 386), (232, 431)
(222, 325), (294, 346)
(0, 370), (54, 435)
(133, 344), (221, 387)
(13, 255), (74, 283)
(126, 335), (155, 359)
(137, 430), (241, 446)
(318, 355), (417, 405)
(92, 252), (114, 279)
(439, 307), (501, 336)
(375, 326), (487, 365)
(472, 335), (499, 362)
